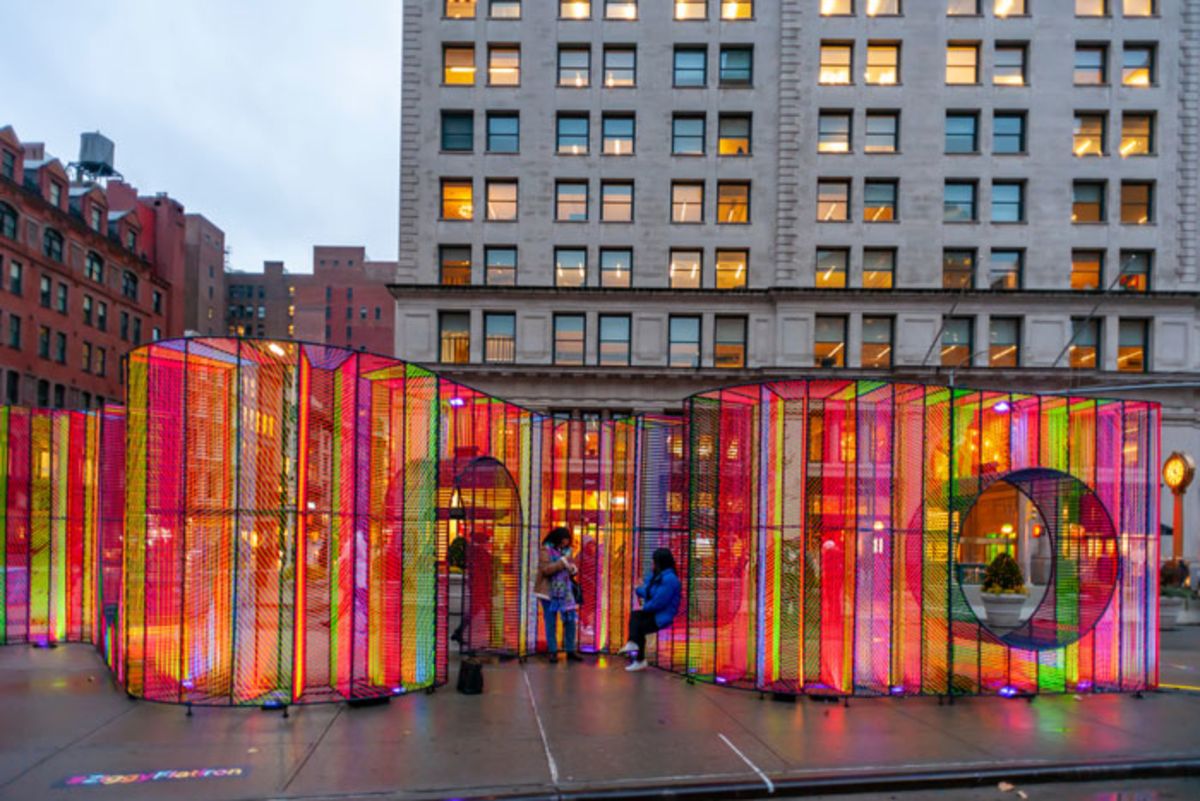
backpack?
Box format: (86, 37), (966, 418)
(457, 657), (484, 695)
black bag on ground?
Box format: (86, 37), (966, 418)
(457, 658), (484, 695)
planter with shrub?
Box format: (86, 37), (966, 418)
(981, 552), (1028, 629)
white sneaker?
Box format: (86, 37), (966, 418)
(625, 660), (648, 672)
(617, 641), (638, 655)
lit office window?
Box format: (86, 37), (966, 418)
(944, 181), (977, 221)
(601, 248), (632, 287)
(994, 0), (1025, 15)
(558, 47), (590, 87)
(815, 248), (848, 289)
(672, 183), (704, 223)
(718, 115), (751, 156)
(865, 43), (899, 85)
(948, 0), (979, 14)
(865, 112), (899, 153)
(598, 315), (631, 366)
(446, 0), (476, 18)
(721, 0), (753, 18)
(556, 181), (589, 221)
(863, 248), (895, 289)
(867, 0), (900, 14)
(441, 179), (473, 220)
(716, 250), (748, 289)
(674, 47), (707, 87)
(604, 47), (637, 87)
(1117, 319), (1148, 373)
(714, 316), (747, 368)
(817, 180), (850, 221)
(1118, 250), (1151, 292)
(942, 318), (973, 367)
(440, 245), (472, 285)
(814, 316), (847, 368)
(864, 180), (897, 222)
(943, 249), (975, 289)
(672, 115), (706, 155)
(557, 114), (590, 155)
(442, 111), (474, 151)
(554, 314), (586, 365)
(819, 43), (852, 84)
(601, 181), (634, 222)
(561, 0), (591, 18)
(486, 180), (518, 221)
(490, 0), (520, 17)
(486, 247), (517, 285)
(555, 248), (587, 287)
(439, 312), (471, 364)
(1075, 46), (1107, 85)
(485, 313), (516, 363)
(669, 316), (701, 367)
(1076, 0), (1107, 16)
(987, 249), (1022, 289)
(717, 182), (750, 223)
(602, 114), (635, 155)
(818, 111), (852, 153)
(1074, 113), (1106, 156)
(994, 43), (1027, 86)
(1123, 0), (1154, 15)
(945, 112), (978, 153)
(486, 113), (519, 152)
(719, 47), (753, 85)
(669, 250), (702, 289)
(488, 46), (520, 85)
(1073, 181), (1106, 222)
(444, 45), (476, 84)
(861, 317), (893, 369)
(989, 317), (1020, 368)
(605, 0), (638, 20)
(991, 181), (1024, 223)
(1070, 318), (1100, 369)
(1071, 250), (1103, 290)
(1120, 113), (1154, 156)
(675, 0), (706, 20)
(946, 44), (980, 84)
(1122, 45), (1154, 87)
(821, 0), (852, 14)
(1120, 181), (1153, 224)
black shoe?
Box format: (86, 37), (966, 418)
(566, 652), (584, 662)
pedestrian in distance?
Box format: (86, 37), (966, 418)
(619, 547), (681, 672)
(534, 527), (582, 663)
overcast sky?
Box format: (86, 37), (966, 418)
(3, 0), (401, 274)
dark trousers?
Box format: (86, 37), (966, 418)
(627, 610), (661, 657)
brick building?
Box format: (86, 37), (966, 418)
(184, 214), (227, 336)
(226, 260), (297, 339)
(0, 125), (169, 408)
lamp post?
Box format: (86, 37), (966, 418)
(1163, 452), (1195, 562)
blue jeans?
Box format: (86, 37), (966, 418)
(539, 599), (577, 654)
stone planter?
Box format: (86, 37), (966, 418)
(1160, 596), (1185, 630)
(982, 593), (1027, 629)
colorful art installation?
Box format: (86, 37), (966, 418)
(681, 381), (1159, 697)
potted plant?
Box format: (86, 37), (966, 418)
(981, 552), (1028, 629)
(1160, 558), (1190, 630)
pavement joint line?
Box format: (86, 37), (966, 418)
(718, 732), (775, 795)
(280, 703), (344, 793)
(522, 664), (560, 788)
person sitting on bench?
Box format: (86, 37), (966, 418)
(619, 548), (681, 672)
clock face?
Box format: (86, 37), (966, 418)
(1165, 459), (1185, 488)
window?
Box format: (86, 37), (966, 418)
(669, 316), (701, 367)
(598, 315), (631, 366)
(96, 301), (107, 332)
(994, 43), (1027, 86)
(1073, 181), (1106, 222)
(672, 115), (705, 155)
(36, 380), (48, 407)
(675, 0), (706, 17)
(89, 207), (103, 232)
(719, 47), (753, 85)
(864, 180), (897, 222)
(816, 248), (848, 288)
(39, 275), (51, 307)
(669, 250), (702, 289)
(865, 112), (899, 153)
(1076, 0), (1106, 14)
(674, 47), (707, 87)
(557, 114), (589, 155)
(945, 112), (979, 153)
(7, 261), (21, 295)
(441, 246), (472, 285)
(942, 318), (973, 367)
(5, 372), (16, 403)
(444, 45), (476, 84)
(991, 181), (1024, 223)
(554, 314), (586, 365)
(601, 248), (632, 287)
(38, 325), (50, 358)
(126, 229), (137, 253)
(446, 0), (476, 17)
(1123, 0), (1154, 15)
(488, 45), (520, 85)
(441, 179), (474, 220)
(866, 43), (899, 85)
(714, 317), (747, 368)
(672, 182), (704, 223)
(556, 181), (588, 221)
(1122, 45), (1154, 87)
(943, 249), (976, 288)
(989, 317), (1020, 367)
(863, 248), (895, 289)
(1071, 250), (1104, 290)
(1074, 113), (1106, 156)
(718, 114), (751, 156)
(944, 181), (977, 221)
(722, 0), (753, 18)
(717, 182), (750, 224)
(486, 112), (519, 153)
(49, 183), (62, 208)
(43, 229), (63, 262)
(556, 248), (587, 287)
(55, 283), (67, 314)
(0, 151), (13, 181)
(817, 180), (850, 222)
(1075, 46), (1107, 85)
(442, 111), (473, 151)
(948, 0), (979, 14)
(484, 178), (518, 219)
(604, 47), (636, 86)
(84, 252), (104, 283)
(993, 113), (1022, 155)
(822, 0), (852, 14)
(1120, 181), (1153, 224)
(601, 182), (634, 222)
(947, 44), (980, 84)
(484, 313), (516, 363)
(602, 115), (635, 155)
(818, 111), (852, 153)
(815, 316), (847, 368)
(716, 250), (748, 289)
(559, 47), (591, 87)
(1118, 250), (1151, 292)
(439, 312), (471, 364)
(7, 316), (20, 349)
(995, 0), (1025, 14)
(1070, 318), (1101, 369)
(862, 317), (893, 369)
(561, 0), (591, 18)
(132, 318), (142, 346)
(1120, 113), (1154, 156)
(1117, 319), (1148, 372)
(605, 0), (637, 19)
(490, 0), (520, 17)
(83, 295), (94, 326)
(152, 290), (162, 315)
(0, 202), (16, 241)
(819, 43), (852, 84)
(486, 247), (517, 285)
(988, 249), (1022, 289)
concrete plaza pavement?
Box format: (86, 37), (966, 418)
(0, 626), (1198, 801)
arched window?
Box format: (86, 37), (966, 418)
(121, 270), (139, 301)
(85, 252), (104, 283)
(0, 202), (16, 240)
(43, 228), (64, 262)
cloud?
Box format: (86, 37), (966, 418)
(1, 0), (401, 274)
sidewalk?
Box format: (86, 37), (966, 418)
(1, 633), (1199, 801)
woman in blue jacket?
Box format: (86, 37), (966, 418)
(619, 548), (681, 672)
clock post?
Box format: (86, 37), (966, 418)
(1163, 452), (1196, 562)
